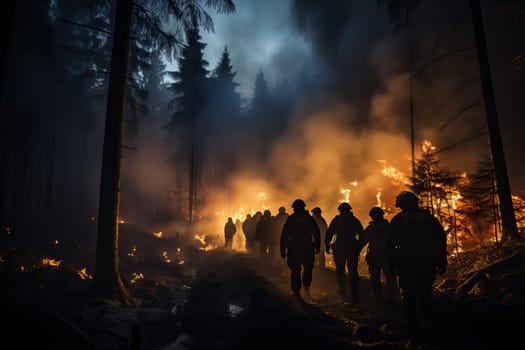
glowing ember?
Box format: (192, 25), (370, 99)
(153, 231), (164, 238)
(178, 260), (185, 265)
(54, 240), (59, 245)
(42, 258), (62, 267)
(128, 245), (137, 257)
(194, 234), (206, 245)
(118, 219), (125, 224)
(162, 251), (171, 263)
(77, 267), (93, 280)
(130, 272), (144, 283)
(194, 233), (218, 251)
(199, 244), (218, 251)
(88, 216), (96, 222)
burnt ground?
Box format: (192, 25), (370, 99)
(1, 232), (525, 350)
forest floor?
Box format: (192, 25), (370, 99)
(1, 228), (525, 350)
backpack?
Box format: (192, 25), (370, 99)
(399, 210), (445, 258)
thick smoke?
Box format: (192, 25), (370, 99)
(204, 2), (477, 216)
(124, 1), (523, 251)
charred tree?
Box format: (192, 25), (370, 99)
(469, 0), (519, 241)
(92, 0), (133, 304)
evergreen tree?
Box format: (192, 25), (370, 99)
(409, 141), (461, 248)
(244, 70), (274, 161)
(165, 25), (209, 225)
(409, 141), (448, 216)
(93, 0), (234, 303)
(379, 0), (519, 240)
(458, 159), (500, 245)
(251, 70), (270, 111)
(206, 46), (240, 182)
(213, 46), (241, 120)
(272, 79), (293, 135)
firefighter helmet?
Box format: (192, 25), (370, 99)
(311, 207), (322, 214)
(292, 199), (306, 209)
(338, 202), (352, 212)
(395, 191), (420, 208)
(369, 206), (384, 217)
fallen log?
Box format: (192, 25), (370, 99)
(456, 251), (524, 294)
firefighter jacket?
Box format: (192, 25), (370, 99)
(280, 210), (320, 262)
(385, 208), (447, 266)
(325, 212), (365, 256)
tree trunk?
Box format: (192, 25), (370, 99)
(0, 0), (14, 97)
(0, 0), (16, 223)
(469, 0), (519, 241)
(92, 0), (133, 304)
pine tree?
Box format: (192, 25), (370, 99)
(206, 46), (240, 183)
(409, 141), (461, 249)
(458, 159), (500, 245)
(213, 46), (241, 120)
(251, 70), (270, 111)
(409, 141), (449, 216)
(272, 79), (293, 135)
(165, 25), (209, 225)
(379, 0), (519, 240)
(93, 0), (234, 303)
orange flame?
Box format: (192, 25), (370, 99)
(42, 258), (62, 267)
(130, 272), (144, 283)
(77, 267), (93, 280)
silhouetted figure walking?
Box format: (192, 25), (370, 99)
(385, 191), (447, 339)
(364, 206), (397, 301)
(272, 206), (289, 266)
(280, 199), (321, 299)
(242, 214), (256, 253)
(311, 207), (328, 269)
(224, 217), (236, 249)
(325, 202), (365, 303)
(255, 209), (274, 266)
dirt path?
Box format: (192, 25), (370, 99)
(167, 248), (525, 350)
(168, 249), (418, 349)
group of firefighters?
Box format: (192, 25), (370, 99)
(224, 191), (448, 339)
